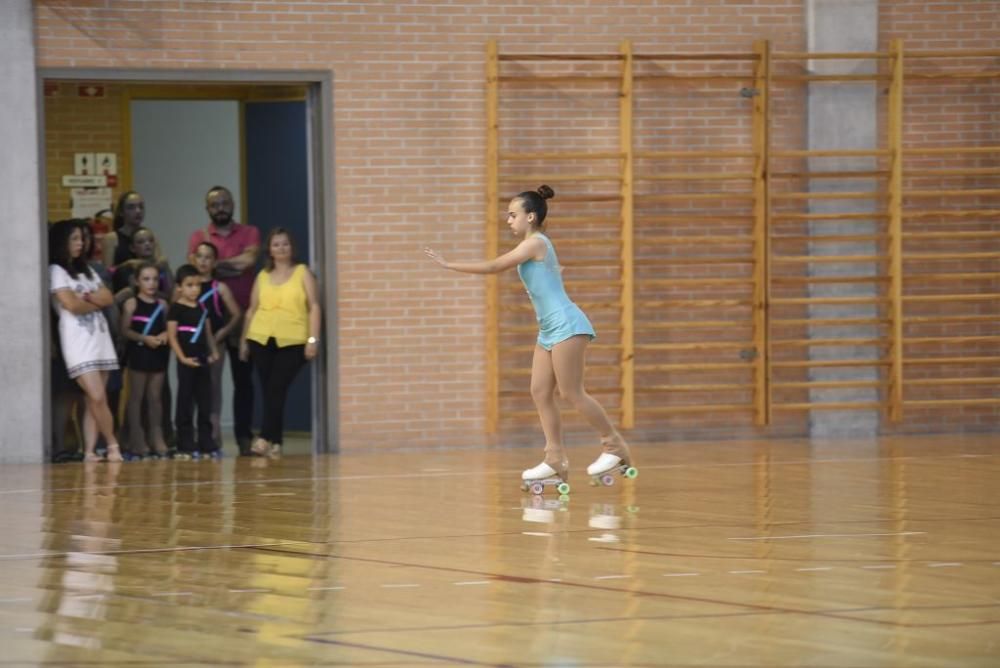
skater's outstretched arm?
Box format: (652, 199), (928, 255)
(424, 236), (544, 275)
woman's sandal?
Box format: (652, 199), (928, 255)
(250, 437), (272, 457)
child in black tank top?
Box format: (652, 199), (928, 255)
(168, 265), (220, 458)
(119, 263), (170, 458)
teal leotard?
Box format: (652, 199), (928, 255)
(516, 233), (596, 351)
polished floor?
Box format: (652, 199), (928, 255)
(2, 434), (999, 666)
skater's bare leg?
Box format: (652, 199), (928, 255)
(531, 346), (565, 463)
(552, 335), (616, 436)
(551, 335), (632, 472)
(524, 345), (568, 480)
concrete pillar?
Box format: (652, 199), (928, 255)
(0, 0), (46, 463)
(805, 0), (880, 437)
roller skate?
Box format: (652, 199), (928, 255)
(587, 433), (638, 487)
(520, 458), (571, 497)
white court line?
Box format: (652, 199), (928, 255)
(308, 586), (345, 591)
(71, 594), (105, 600)
(729, 531), (926, 541)
(795, 567), (833, 572)
(0, 597), (33, 604)
(522, 531), (552, 537)
(547, 578), (563, 583)
(381, 584), (420, 588)
(259, 492), (296, 497)
(663, 572), (700, 577)
(928, 562), (962, 568)
(729, 570), (766, 575)
(453, 580), (490, 586)
(594, 575), (631, 580)
(228, 588), (271, 594)
(151, 591), (194, 597)
(862, 564), (897, 570)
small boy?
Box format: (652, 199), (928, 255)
(167, 264), (220, 459)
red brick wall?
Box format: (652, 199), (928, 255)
(880, 0), (1000, 434)
(43, 81), (124, 227)
(35, 1), (998, 448)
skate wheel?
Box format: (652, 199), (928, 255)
(530, 482), (544, 495)
(601, 474), (615, 487)
(556, 482), (571, 495)
(625, 467), (638, 479)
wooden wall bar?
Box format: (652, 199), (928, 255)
(485, 41), (998, 435)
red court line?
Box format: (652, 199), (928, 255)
(249, 546), (1000, 630)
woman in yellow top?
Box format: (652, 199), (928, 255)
(239, 228), (321, 457)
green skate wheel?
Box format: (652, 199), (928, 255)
(557, 482), (571, 495)
(624, 467), (638, 479)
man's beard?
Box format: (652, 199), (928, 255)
(213, 212), (233, 226)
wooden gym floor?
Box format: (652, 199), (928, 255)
(1, 434), (998, 666)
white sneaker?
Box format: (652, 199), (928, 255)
(587, 452), (623, 476)
(522, 462), (558, 481)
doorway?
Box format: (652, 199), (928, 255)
(39, 71), (336, 455)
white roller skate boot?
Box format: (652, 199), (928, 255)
(520, 456), (571, 497)
(587, 433), (638, 487)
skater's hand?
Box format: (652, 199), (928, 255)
(239, 341), (250, 362)
(304, 340), (318, 361)
(180, 355), (201, 368)
(423, 246), (448, 269)
(207, 352), (219, 364)
(143, 335), (162, 348)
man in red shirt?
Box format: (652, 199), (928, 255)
(188, 186), (260, 456)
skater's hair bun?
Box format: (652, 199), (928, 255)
(516, 185), (555, 227)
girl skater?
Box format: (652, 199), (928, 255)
(424, 185), (634, 490)
(120, 263), (170, 458)
(49, 220), (124, 463)
(192, 241), (242, 448)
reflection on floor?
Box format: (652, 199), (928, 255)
(2, 433), (999, 665)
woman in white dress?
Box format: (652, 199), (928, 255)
(49, 220), (124, 462)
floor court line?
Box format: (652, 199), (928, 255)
(247, 545), (979, 630)
(729, 531), (926, 541)
(300, 601), (1000, 640)
(5, 450), (995, 497)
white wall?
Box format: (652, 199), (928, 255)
(130, 99), (242, 430)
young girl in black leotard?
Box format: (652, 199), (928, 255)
(120, 263), (170, 458)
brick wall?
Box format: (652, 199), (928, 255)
(44, 81), (124, 226)
(35, 1), (998, 449)
(880, 0), (1000, 434)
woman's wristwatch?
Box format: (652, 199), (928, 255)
(307, 336), (318, 345)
